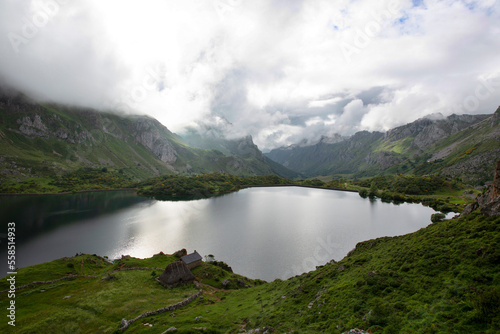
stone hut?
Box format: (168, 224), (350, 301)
(158, 261), (195, 288)
(181, 250), (203, 269)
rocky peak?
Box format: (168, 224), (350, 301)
(318, 134), (345, 145)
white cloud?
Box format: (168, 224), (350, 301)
(0, 0), (499, 150)
(308, 97), (343, 108)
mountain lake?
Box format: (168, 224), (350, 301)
(0, 187), (437, 281)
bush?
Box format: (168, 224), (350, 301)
(473, 288), (500, 323)
(431, 213), (446, 223)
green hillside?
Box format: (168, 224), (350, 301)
(0, 93), (297, 193)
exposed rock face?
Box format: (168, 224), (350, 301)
(463, 160), (500, 217)
(385, 114), (487, 152)
(131, 118), (177, 164)
(18, 115), (49, 137)
(364, 151), (404, 170)
(158, 261), (195, 288)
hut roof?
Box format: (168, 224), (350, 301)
(181, 250), (202, 265)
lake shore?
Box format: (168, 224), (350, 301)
(0, 188), (139, 197)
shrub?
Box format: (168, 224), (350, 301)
(431, 213), (446, 223)
(473, 288), (500, 323)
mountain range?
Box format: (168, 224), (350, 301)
(1, 87), (498, 187)
(266, 109), (500, 185)
(0, 90), (298, 183)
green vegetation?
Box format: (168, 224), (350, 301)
(137, 173), (292, 199)
(1, 212), (498, 333)
(353, 174), (468, 213)
(0, 168), (135, 194)
(137, 173), (356, 200)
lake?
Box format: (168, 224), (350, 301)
(0, 187), (436, 281)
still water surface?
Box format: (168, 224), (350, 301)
(0, 187), (436, 281)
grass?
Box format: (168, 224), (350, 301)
(1, 211), (498, 333)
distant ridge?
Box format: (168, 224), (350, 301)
(266, 109), (500, 184)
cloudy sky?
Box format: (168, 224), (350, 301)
(1, 0), (499, 150)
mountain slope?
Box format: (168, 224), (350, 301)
(266, 110), (500, 184)
(182, 131), (300, 179)
(0, 92), (296, 184)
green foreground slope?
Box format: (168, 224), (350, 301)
(1, 211), (498, 333)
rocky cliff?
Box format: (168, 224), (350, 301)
(463, 160), (500, 216)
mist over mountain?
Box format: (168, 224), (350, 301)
(266, 108), (500, 184)
(1, 1), (499, 151)
(0, 89), (298, 182)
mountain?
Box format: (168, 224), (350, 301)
(266, 109), (500, 184)
(182, 130), (300, 179)
(0, 91), (297, 183)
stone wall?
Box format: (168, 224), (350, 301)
(120, 289), (202, 332)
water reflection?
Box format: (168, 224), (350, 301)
(0, 188), (435, 281)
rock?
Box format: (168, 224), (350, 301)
(132, 118), (178, 164)
(342, 329), (370, 334)
(63, 295), (71, 299)
(221, 279), (230, 288)
(246, 327), (270, 334)
(158, 261), (195, 288)
(173, 248), (187, 258)
(463, 160), (500, 217)
(101, 274), (116, 281)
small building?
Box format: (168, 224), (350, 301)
(181, 250), (203, 269)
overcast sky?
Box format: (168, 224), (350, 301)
(1, 0), (499, 150)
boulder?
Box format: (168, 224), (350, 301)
(173, 248), (187, 258)
(463, 160), (500, 217)
(158, 261), (195, 288)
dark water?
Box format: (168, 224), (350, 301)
(0, 187), (436, 281)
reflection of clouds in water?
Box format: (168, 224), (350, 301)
(110, 199), (212, 260)
(8, 188), (435, 281)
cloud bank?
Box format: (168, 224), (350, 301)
(1, 0), (499, 150)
